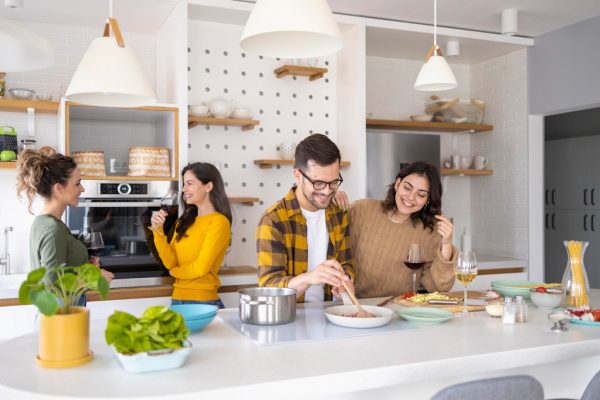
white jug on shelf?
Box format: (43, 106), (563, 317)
(209, 98), (235, 118)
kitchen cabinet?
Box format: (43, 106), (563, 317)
(62, 102), (179, 181)
(545, 135), (600, 287)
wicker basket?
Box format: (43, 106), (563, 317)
(72, 151), (106, 176)
(127, 147), (171, 177)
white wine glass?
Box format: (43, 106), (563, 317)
(404, 243), (425, 293)
(455, 251), (478, 317)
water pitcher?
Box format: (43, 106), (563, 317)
(562, 240), (590, 308)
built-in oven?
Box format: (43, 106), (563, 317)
(66, 180), (178, 278)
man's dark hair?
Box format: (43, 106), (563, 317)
(294, 133), (341, 170)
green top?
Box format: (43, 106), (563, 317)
(30, 214), (88, 270)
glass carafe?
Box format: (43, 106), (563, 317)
(562, 240), (590, 308)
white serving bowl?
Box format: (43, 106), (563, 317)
(113, 341), (192, 373)
(530, 288), (564, 309)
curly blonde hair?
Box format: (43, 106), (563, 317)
(16, 147), (77, 214)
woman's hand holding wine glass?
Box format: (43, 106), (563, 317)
(149, 190), (179, 235)
(81, 231), (114, 282)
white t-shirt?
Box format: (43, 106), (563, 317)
(301, 207), (328, 302)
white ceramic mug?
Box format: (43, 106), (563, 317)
(279, 143), (297, 160)
(474, 155), (488, 170)
(460, 156), (472, 169)
(451, 155), (460, 169)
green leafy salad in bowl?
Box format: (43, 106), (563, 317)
(105, 306), (192, 373)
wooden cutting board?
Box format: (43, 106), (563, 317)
(392, 291), (488, 312)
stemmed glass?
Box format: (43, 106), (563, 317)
(455, 251), (478, 317)
(404, 243), (425, 293)
(148, 190), (179, 235)
(83, 232), (105, 257)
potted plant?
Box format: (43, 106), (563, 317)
(19, 263), (110, 368)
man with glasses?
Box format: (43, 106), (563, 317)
(256, 134), (355, 302)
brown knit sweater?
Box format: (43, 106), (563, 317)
(350, 199), (457, 298)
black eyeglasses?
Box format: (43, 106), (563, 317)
(298, 169), (343, 191)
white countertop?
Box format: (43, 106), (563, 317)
(1, 292), (599, 399)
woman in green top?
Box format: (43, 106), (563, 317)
(16, 147), (114, 305)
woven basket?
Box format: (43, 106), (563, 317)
(127, 147), (171, 177)
(72, 151), (106, 176)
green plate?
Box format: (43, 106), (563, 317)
(396, 307), (453, 324)
(570, 318), (600, 327)
(491, 280), (546, 299)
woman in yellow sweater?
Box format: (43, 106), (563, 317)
(151, 162), (232, 308)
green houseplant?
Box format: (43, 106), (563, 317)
(19, 263), (110, 368)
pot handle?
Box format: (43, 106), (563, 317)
(240, 298), (275, 306)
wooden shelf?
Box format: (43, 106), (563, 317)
(79, 175), (179, 181)
(441, 168), (493, 176)
(228, 197), (260, 206)
(0, 161), (16, 169)
(0, 98), (60, 114)
(366, 119), (493, 133)
(188, 116), (260, 131)
(274, 65), (328, 81)
(254, 159), (351, 169)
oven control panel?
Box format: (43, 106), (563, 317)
(99, 183), (148, 195)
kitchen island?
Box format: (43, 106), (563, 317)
(1, 292), (599, 399)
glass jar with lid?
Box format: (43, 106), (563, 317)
(20, 138), (36, 152)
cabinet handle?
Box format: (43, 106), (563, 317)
(593, 214), (596, 232)
(552, 189), (556, 205)
(584, 189), (588, 206)
(584, 214), (588, 231)
(545, 213), (549, 230)
(552, 213), (556, 230)
(592, 189), (596, 206)
(545, 190), (549, 206)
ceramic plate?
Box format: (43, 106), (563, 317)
(491, 280), (546, 299)
(325, 305), (394, 328)
(396, 307), (453, 325)
(570, 319), (600, 327)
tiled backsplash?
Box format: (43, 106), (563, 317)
(0, 21), (155, 273)
(366, 51), (528, 260)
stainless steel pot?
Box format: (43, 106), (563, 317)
(239, 287), (296, 325)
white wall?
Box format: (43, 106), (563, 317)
(0, 21), (156, 273)
(187, 20), (338, 267)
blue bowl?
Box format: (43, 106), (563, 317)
(170, 304), (218, 321)
(184, 314), (217, 333)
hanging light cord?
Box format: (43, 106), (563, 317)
(433, 0), (438, 48)
(109, 0), (113, 19)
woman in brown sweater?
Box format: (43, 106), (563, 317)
(349, 162), (456, 298)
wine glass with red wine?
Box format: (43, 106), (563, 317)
(85, 232), (105, 257)
(404, 243), (425, 293)
(148, 190), (179, 234)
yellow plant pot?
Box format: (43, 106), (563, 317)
(37, 306), (93, 368)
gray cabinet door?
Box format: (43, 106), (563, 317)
(545, 210), (571, 283)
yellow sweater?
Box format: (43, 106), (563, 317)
(154, 212), (231, 301)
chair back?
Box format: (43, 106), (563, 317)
(430, 375), (544, 400)
(582, 369), (600, 400)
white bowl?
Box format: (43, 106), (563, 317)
(9, 88), (35, 100)
(113, 341), (192, 373)
(530, 288), (564, 309)
(231, 108), (251, 119)
(410, 114), (433, 122)
(325, 305), (394, 328)
(189, 105), (210, 116)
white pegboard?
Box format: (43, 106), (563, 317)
(188, 20), (337, 267)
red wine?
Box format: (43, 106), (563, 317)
(87, 247), (105, 257)
(404, 261), (425, 270)
(161, 205), (177, 213)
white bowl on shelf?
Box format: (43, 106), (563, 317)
(410, 114), (433, 122)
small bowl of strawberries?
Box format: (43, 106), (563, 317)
(530, 287), (564, 309)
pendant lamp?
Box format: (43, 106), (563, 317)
(65, 1), (156, 107)
(240, 0), (343, 58)
(414, 0), (457, 91)
(0, 17), (54, 72)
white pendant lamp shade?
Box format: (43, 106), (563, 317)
(66, 18), (156, 108)
(0, 17), (54, 72)
(414, 52), (457, 91)
(240, 0), (343, 58)
(414, 0), (457, 92)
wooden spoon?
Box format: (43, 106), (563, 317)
(341, 279), (376, 318)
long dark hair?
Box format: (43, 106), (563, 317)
(175, 162), (232, 242)
(16, 147), (77, 214)
(380, 161), (442, 231)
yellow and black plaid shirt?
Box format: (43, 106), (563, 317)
(256, 187), (355, 302)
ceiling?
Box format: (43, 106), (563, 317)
(0, 0), (598, 37)
(1, 0), (599, 63)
